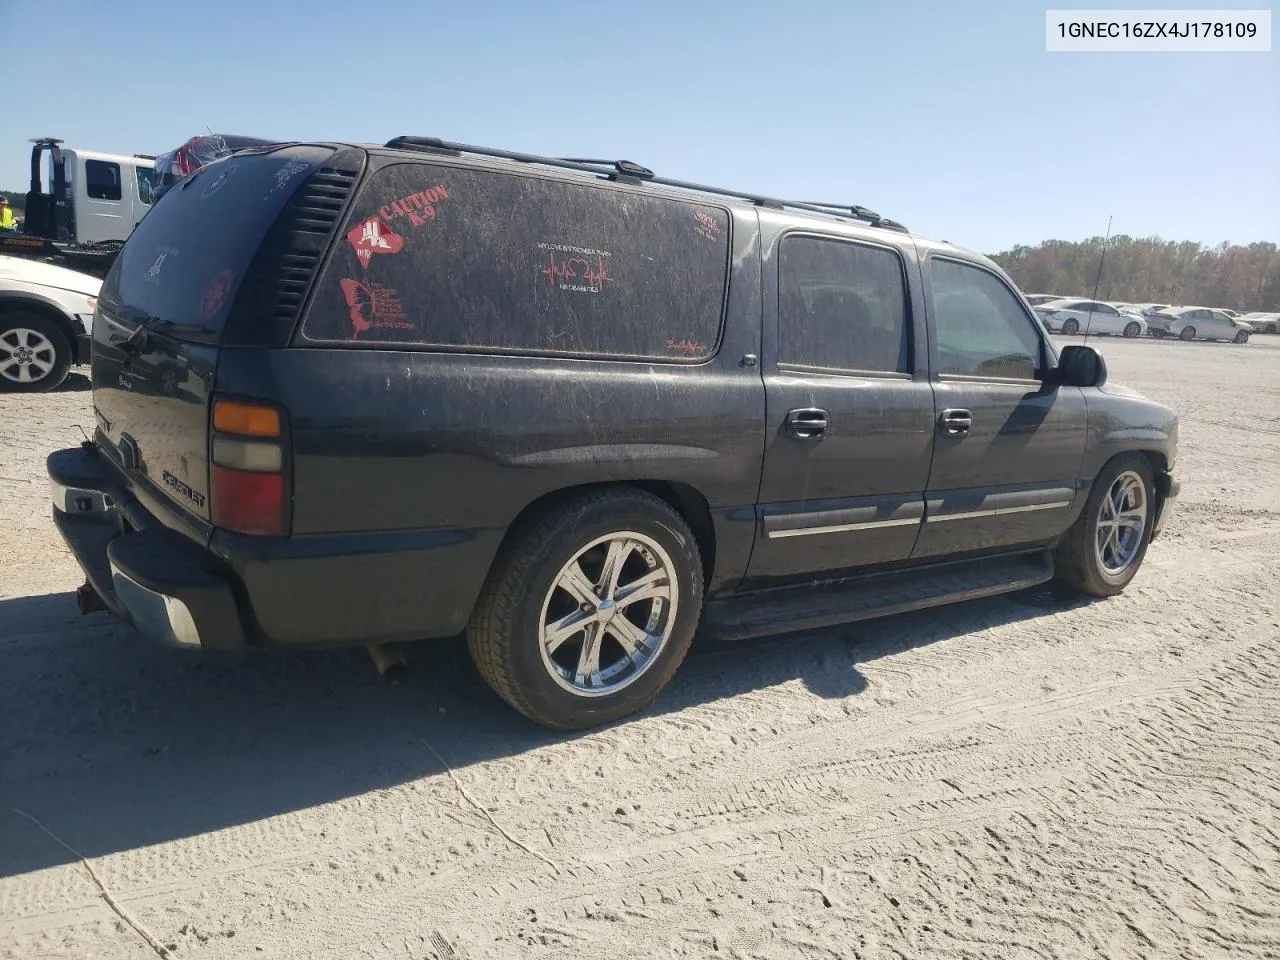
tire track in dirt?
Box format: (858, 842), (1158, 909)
(23, 620), (1272, 960)
(4, 340), (1279, 959)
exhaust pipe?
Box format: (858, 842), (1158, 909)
(367, 643), (409, 683)
(76, 583), (108, 615)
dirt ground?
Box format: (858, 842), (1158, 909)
(2, 336), (1278, 960)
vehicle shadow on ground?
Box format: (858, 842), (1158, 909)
(0, 584), (1094, 878)
(54, 372), (91, 392)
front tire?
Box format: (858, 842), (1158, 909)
(1054, 455), (1155, 598)
(0, 312), (72, 393)
(1179, 325), (1196, 341)
(1233, 330), (1249, 344)
(1061, 318), (1080, 335)
(467, 488), (704, 730)
(1123, 321), (1141, 338)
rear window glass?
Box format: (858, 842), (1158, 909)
(101, 146), (332, 340)
(302, 162), (730, 361)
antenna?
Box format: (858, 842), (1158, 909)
(1083, 215), (1113, 346)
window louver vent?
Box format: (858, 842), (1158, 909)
(224, 165), (359, 347)
(268, 168), (358, 325)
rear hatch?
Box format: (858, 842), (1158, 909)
(91, 144), (344, 535)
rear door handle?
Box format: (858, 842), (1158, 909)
(939, 408), (972, 437)
(786, 407), (829, 439)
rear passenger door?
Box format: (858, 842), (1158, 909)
(913, 256), (1086, 559)
(744, 228), (935, 588)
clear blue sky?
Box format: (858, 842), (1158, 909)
(2, 0), (1275, 252)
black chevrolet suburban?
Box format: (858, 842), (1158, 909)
(48, 137), (1179, 729)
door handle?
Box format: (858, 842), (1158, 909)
(939, 408), (972, 437)
(786, 407), (829, 439)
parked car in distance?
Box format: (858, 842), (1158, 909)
(47, 137), (1180, 730)
(0, 254), (99, 391)
(1240, 312), (1279, 334)
(1148, 306), (1252, 342)
(1035, 299), (1147, 337)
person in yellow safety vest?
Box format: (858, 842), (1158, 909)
(0, 196), (16, 231)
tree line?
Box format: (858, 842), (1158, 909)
(990, 237), (1280, 312)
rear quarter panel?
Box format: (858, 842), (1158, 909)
(211, 206), (766, 644)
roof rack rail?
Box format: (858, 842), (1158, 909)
(383, 136), (903, 229)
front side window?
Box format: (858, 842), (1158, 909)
(929, 258), (1043, 380)
(85, 160), (122, 201)
(136, 167), (154, 206)
(305, 163), (730, 361)
(778, 235), (910, 374)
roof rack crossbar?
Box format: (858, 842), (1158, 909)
(384, 136), (898, 227)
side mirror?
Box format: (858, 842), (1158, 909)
(1051, 344), (1107, 388)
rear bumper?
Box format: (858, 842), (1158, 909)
(1151, 470), (1179, 539)
(49, 445), (499, 650)
(49, 446), (247, 650)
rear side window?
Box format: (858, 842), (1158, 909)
(85, 160), (122, 201)
(100, 146), (333, 341)
(778, 235), (910, 374)
(303, 163), (730, 361)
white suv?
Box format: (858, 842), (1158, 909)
(0, 255), (101, 392)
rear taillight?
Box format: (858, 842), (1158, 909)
(210, 398), (288, 536)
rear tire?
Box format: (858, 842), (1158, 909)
(1061, 318), (1080, 335)
(1123, 321), (1141, 338)
(0, 312), (72, 393)
(1179, 325), (1196, 341)
(467, 488), (704, 730)
(1054, 454), (1155, 598)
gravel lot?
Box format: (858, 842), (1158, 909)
(2, 336), (1278, 960)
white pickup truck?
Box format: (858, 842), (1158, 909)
(0, 254), (100, 392)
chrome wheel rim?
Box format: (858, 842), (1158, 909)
(1095, 471), (1147, 576)
(1124, 322), (1139, 337)
(538, 531), (679, 698)
(1180, 326), (1195, 340)
(0, 327), (56, 384)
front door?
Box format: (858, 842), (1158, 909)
(1206, 310), (1238, 339)
(744, 230), (935, 588)
(913, 256), (1087, 559)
